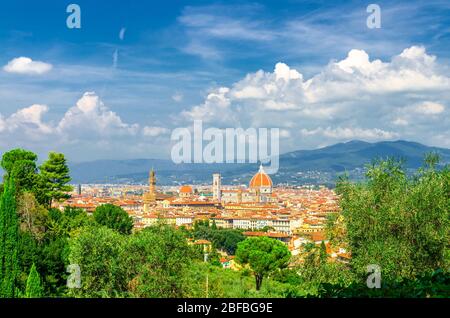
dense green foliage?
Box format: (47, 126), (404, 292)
(186, 262), (301, 298)
(0, 176), (19, 297)
(1, 149), (38, 193)
(1, 149), (72, 207)
(318, 269), (450, 298)
(335, 155), (449, 283)
(68, 223), (194, 298)
(298, 242), (354, 296)
(18, 206), (90, 297)
(236, 236), (291, 290)
(68, 226), (128, 297)
(191, 220), (245, 255)
(0, 149), (80, 297)
(320, 154), (450, 297)
(93, 204), (133, 235)
(125, 225), (193, 297)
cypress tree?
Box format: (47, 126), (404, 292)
(319, 241), (328, 265)
(0, 176), (19, 298)
(25, 263), (43, 298)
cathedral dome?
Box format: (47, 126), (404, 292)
(180, 185), (193, 194)
(249, 165), (273, 188)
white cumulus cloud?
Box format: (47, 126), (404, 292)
(180, 46), (449, 149)
(8, 104), (53, 134)
(0, 104), (52, 138)
(3, 57), (53, 75)
(181, 87), (234, 124)
(1, 46), (449, 158)
(0, 92), (173, 158)
(57, 92), (139, 137)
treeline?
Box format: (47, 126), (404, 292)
(0, 149), (73, 297)
(0, 149), (137, 297)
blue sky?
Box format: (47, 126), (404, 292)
(0, 0), (449, 162)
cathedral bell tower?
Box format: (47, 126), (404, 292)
(212, 173), (221, 202)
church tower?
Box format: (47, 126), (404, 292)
(144, 169), (157, 212)
(212, 173), (221, 202)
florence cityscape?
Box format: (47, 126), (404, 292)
(0, 0), (448, 309)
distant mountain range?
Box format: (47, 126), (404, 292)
(68, 140), (450, 186)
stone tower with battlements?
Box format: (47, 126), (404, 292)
(143, 169), (156, 212)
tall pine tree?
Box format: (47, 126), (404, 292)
(0, 176), (19, 298)
(37, 152), (72, 208)
(25, 263), (43, 298)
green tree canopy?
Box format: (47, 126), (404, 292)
(236, 236), (291, 290)
(37, 152), (72, 208)
(192, 220), (245, 255)
(68, 226), (128, 298)
(17, 192), (48, 242)
(125, 224), (193, 297)
(68, 224), (194, 298)
(47, 207), (93, 239)
(335, 155), (449, 283)
(1, 149), (38, 193)
(93, 204), (133, 235)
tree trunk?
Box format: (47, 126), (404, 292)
(255, 274), (263, 291)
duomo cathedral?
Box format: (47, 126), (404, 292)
(143, 164), (275, 212)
